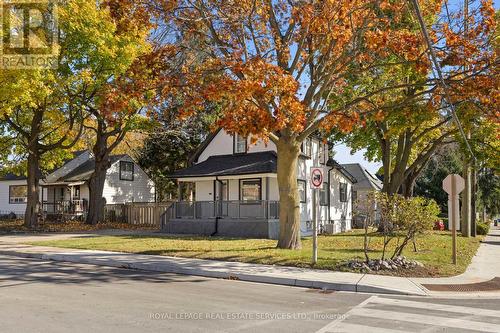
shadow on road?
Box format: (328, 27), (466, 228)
(0, 255), (208, 286)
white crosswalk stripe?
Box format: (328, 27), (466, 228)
(316, 296), (500, 333)
(370, 296), (500, 317)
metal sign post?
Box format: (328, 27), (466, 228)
(443, 174), (465, 265)
(310, 167), (324, 265)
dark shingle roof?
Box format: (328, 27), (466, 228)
(171, 151), (277, 178)
(341, 163), (382, 190)
(326, 159), (357, 183)
(0, 173), (27, 181)
(59, 155), (128, 182)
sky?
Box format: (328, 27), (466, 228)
(334, 0), (499, 175)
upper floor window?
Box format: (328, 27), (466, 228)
(9, 185), (27, 204)
(234, 134), (247, 154)
(339, 182), (348, 202)
(120, 161), (134, 181)
(301, 138), (312, 157)
(297, 180), (306, 203)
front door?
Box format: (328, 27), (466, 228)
(216, 180), (228, 216)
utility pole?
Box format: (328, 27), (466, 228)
(461, 0), (472, 238)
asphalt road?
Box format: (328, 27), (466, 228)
(1, 255), (500, 333)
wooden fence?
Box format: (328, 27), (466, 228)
(104, 202), (173, 227)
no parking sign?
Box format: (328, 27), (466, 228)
(310, 167), (324, 189)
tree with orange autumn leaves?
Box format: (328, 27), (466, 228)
(158, 0), (497, 249)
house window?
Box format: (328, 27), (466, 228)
(240, 179), (261, 201)
(340, 182), (348, 202)
(9, 185), (27, 204)
(297, 180), (306, 203)
(120, 161), (134, 181)
(320, 182), (329, 206)
(352, 190), (357, 204)
(234, 134), (247, 154)
(73, 186), (81, 200)
(301, 138), (312, 157)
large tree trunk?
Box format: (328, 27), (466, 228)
(85, 138), (110, 225)
(276, 137), (302, 249)
(24, 152), (40, 228)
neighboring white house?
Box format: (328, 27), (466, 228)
(165, 129), (357, 239)
(0, 151), (155, 218)
(341, 163), (382, 226)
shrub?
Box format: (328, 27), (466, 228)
(361, 192), (440, 261)
(476, 221), (490, 235)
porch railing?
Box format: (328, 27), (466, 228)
(167, 200), (280, 220)
(42, 200), (87, 215)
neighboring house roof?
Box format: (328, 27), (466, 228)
(59, 154), (128, 182)
(171, 151), (278, 178)
(326, 159), (357, 184)
(341, 163), (382, 191)
(0, 150), (88, 182)
(0, 173), (27, 181)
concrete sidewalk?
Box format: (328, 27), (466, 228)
(411, 226), (500, 288)
(0, 227), (498, 296)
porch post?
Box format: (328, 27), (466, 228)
(265, 177), (270, 219)
(41, 186), (44, 221)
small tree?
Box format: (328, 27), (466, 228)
(362, 192), (439, 261)
(391, 196), (439, 258)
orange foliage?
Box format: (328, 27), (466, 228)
(161, 0), (497, 139)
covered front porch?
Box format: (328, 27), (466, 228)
(164, 152), (284, 238)
(41, 182), (88, 221)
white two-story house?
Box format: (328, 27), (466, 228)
(164, 129), (356, 239)
(0, 150), (155, 219)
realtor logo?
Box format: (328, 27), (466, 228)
(0, 0), (59, 69)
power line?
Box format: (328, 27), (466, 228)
(408, 0), (476, 162)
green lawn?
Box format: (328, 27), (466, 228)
(29, 230), (483, 277)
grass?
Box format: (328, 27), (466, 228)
(28, 229), (483, 277)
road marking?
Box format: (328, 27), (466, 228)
(314, 296), (378, 333)
(322, 322), (409, 333)
(370, 296), (500, 318)
(316, 296), (500, 333)
(351, 308), (500, 332)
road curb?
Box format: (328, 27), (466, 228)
(0, 248), (427, 296)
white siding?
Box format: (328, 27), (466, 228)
(102, 156), (155, 204)
(197, 130), (276, 163)
(80, 184), (90, 201)
(195, 181), (214, 201)
(0, 180), (29, 215)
